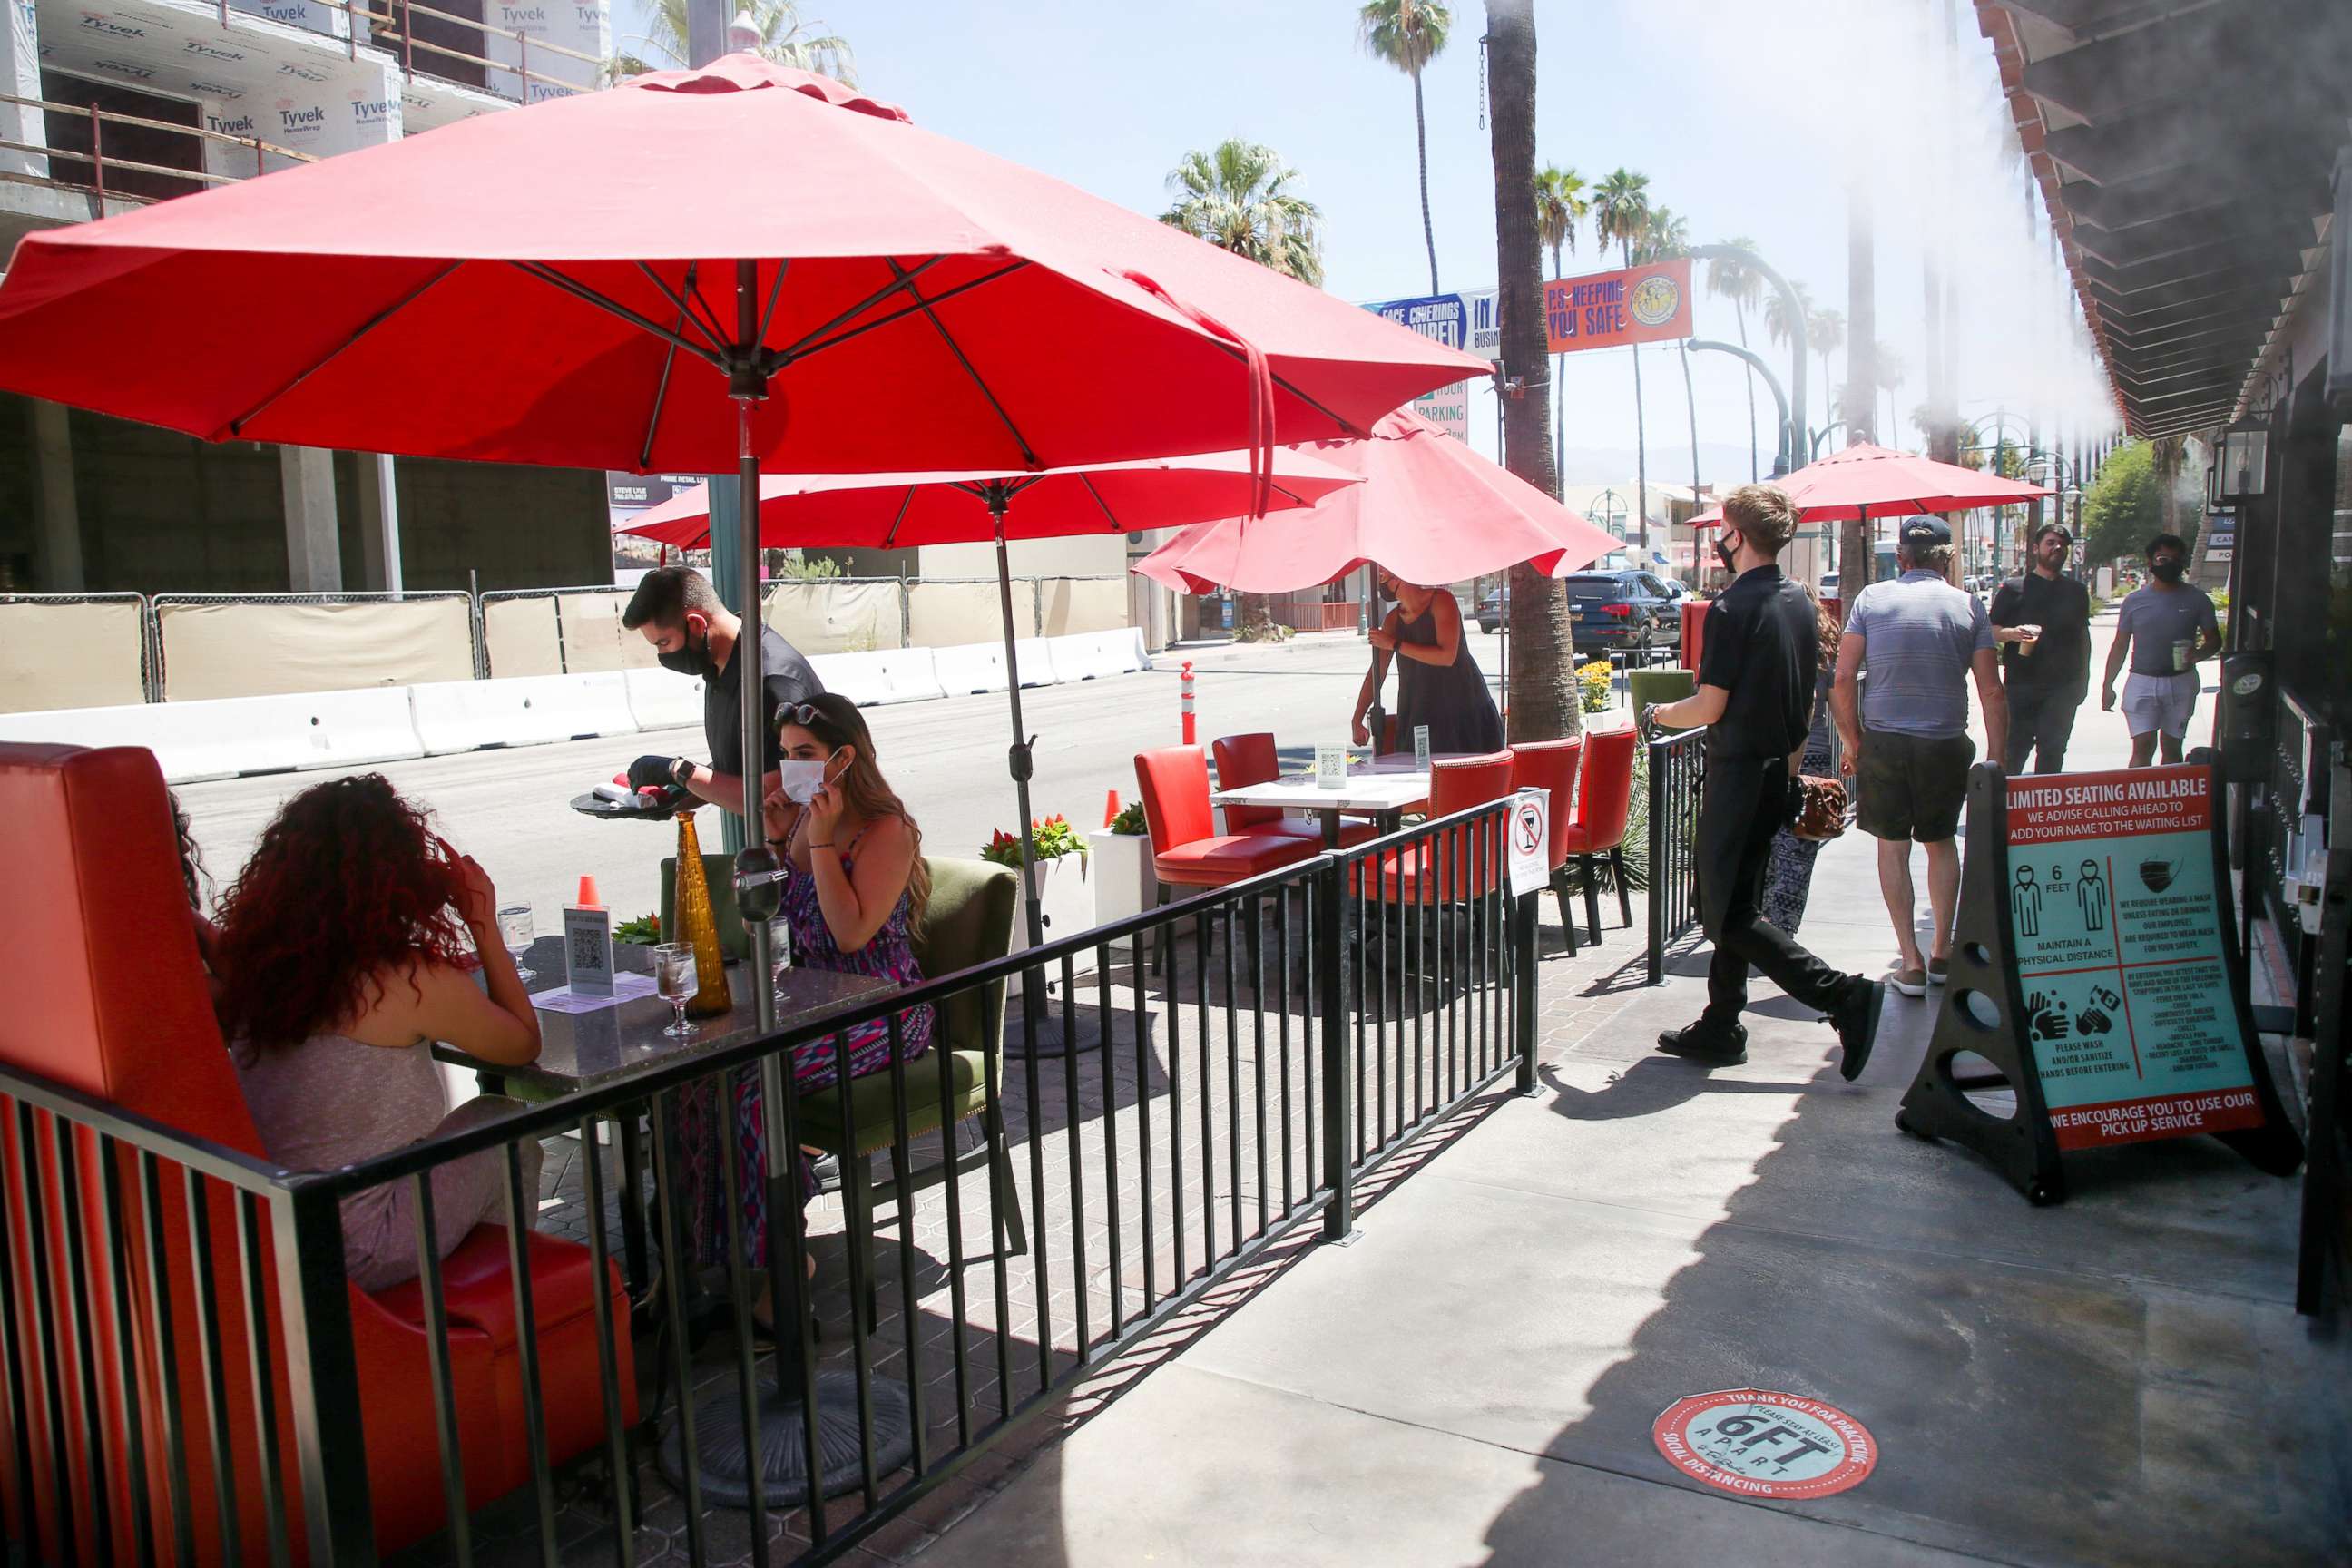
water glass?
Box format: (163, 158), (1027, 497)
(496, 903), (534, 983)
(652, 942), (698, 1038)
(766, 916), (794, 1004)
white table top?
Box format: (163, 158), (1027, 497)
(1213, 750), (1476, 816)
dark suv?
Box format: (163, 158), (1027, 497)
(1563, 570), (1677, 656)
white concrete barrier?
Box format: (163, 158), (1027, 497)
(624, 667), (706, 732)
(1045, 628), (1150, 681)
(0, 688), (426, 783)
(931, 641), (1010, 694)
(812, 649), (946, 707)
(408, 672), (638, 756)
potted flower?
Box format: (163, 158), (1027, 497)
(983, 814), (1094, 974)
(1088, 799), (1155, 948)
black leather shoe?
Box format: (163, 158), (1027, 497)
(1656, 1021), (1748, 1065)
(1832, 979), (1886, 1081)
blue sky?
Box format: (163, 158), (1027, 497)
(612, 0), (2116, 489)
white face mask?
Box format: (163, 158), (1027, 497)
(776, 748), (844, 805)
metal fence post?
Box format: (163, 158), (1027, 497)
(1514, 890), (1539, 1094)
(269, 1181), (375, 1563)
(1316, 855), (1357, 1243)
(1647, 738), (1669, 986)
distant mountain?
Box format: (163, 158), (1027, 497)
(1555, 442), (1769, 488)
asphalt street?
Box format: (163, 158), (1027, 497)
(175, 630), (1507, 932)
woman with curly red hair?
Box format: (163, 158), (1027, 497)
(213, 774), (544, 1291)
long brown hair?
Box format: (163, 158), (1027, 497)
(779, 692), (930, 930)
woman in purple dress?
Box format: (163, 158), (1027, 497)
(676, 693), (932, 1332)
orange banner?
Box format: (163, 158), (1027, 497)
(1544, 258), (1692, 355)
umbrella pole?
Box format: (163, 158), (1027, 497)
(986, 484), (1046, 955)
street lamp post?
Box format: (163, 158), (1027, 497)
(1688, 244), (1807, 504)
(1687, 337), (1792, 477)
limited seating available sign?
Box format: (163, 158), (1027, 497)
(2004, 768), (2264, 1148)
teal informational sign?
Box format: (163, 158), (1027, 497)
(2004, 768), (2262, 1149)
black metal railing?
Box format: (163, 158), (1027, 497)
(0, 808), (1534, 1565)
(1646, 729), (1706, 985)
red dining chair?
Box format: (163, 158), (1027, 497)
(1136, 746), (1321, 974)
(1561, 726), (1640, 944)
(0, 742), (632, 1563)
(1210, 731), (1377, 848)
(1362, 751), (1518, 906)
(1507, 737), (1584, 956)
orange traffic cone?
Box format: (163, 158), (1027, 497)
(576, 874), (603, 908)
(1103, 789), (1122, 828)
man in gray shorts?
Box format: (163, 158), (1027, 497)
(2101, 532), (2221, 767)
(1832, 517), (2007, 997)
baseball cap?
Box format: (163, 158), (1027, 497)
(1899, 515), (1952, 548)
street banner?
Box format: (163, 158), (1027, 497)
(1412, 380), (1471, 441)
(1544, 258), (1692, 356)
(1367, 292), (1471, 356)
(1897, 760), (2301, 1202)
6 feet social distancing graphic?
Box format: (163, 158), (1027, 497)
(2004, 768), (2262, 1149)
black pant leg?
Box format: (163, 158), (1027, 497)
(2007, 686), (2048, 773)
(2034, 690), (2083, 774)
(1708, 760), (1852, 1020)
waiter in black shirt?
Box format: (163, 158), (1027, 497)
(1988, 524), (2092, 774)
(1641, 485), (1885, 1076)
(620, 565), (825, 815)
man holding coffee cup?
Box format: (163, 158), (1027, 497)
(2102, 532), (2221, 767)
(1990, 523), (2092, 773)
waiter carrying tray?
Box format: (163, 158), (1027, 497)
(1640, 485), (1886, 1075)
(622, 564), (825, 814)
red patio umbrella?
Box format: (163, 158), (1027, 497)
(613, 447), (1359, 553)
(1132, 412), (1622, 593)
(1686, 443), (2050, 525)
(0, 54), (1482, 1512)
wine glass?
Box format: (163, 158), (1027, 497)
(766, 915), (794, 1004)
(496, 904), (535, 984)
(652, 942), (698, 1038)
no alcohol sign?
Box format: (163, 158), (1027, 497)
(1651, 1388), (1877, 1500)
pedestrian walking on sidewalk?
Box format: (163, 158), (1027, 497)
(2101, 533), (2221, 768)
(1641, 485), (1886, 1076)
(1989, 523), (2092, 774)
(1832, 517), (2007, 999)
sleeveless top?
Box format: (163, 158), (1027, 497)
(1393, 603), (1505, 755)
(230, 1030), (448, 1176)
(779, 819), (935, 1060)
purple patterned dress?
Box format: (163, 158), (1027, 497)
(676, 821), (934, 1269)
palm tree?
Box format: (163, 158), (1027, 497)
(1359, 0), (1454, 296)
(1160, 141), (1325, 288)
(1806, 307), (1845, 440)
(1875, 343), (1906, 448)
(1485, 0), (1573, 740)
(1161, 142), (1323, 639)
(1706, 236), (1766, 480)
(608, 0), (853, 80)
(1591, 168), (1652, 552)
(2150, 434), (2187, 538)
(1533, 164), (1587, 487)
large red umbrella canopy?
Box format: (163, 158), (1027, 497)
(614, 446), (1358, 552)
(0, 56), (1481, 475)
(1687, 443), (2051, 526)
(1132, 412), (1623, 593)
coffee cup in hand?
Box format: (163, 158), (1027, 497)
(2015, 623), (2042, 656)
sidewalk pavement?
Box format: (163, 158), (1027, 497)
(913, 616), (2350, 1567)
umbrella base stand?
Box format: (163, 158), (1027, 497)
(1002, 975), (1107, 1058)
(660, 1369), (914, 1510)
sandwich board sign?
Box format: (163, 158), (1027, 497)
(1897, 760), (2302, 1203)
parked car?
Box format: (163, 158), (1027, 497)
(1477, 589), (1504, 633)
(1562, 570), (1679, 656)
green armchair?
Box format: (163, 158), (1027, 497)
(793, 857), (1026, 1328)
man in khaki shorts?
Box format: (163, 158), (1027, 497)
(1832, 517), (2007, 997)
(2101, 533), (2221, 767)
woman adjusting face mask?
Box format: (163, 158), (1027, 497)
(773, 747), (846, 805)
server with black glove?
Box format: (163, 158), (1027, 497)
(619, 565), (824, 818)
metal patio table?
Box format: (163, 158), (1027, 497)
(1211, 750), (1476, 848)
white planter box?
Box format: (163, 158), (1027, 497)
(1008, 851), (1097, 987)
(1088, 828), (1156, 948)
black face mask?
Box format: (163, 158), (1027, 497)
(657, 623), (714, 677)
(1713, 534), (1740, 577)
(2151, 559), (2186, 584)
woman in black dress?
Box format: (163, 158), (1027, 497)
(1348, 569), (1505, 754)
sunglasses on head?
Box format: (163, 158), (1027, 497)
(777, 701), (829, 730)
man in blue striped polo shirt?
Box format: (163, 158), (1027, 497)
(1831, 517), (2007, 998)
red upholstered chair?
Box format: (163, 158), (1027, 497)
(1507, 737), (1583, 955)
(1561, 726), (1640, 944)
(0, 743), (632, 1563)
(1210, 732), (1376, 848)
(1135, 746), (1320, 974)
(1363, 751), (1518, 906)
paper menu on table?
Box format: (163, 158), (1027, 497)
(1315, 744), (1348, 789)
(1414, 725), (1431, 772)
(532, 971), (658, 1014)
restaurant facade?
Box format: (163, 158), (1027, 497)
(1976, 0), (2352, 1308)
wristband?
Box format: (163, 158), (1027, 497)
(671, 758), (696, 786)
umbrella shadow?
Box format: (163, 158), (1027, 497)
(1539, 1057), (1813, 1123)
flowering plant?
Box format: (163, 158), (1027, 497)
(1577, 660), (1613, 714)
(982, 814), (1088, 867)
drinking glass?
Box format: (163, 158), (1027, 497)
(652, 942), (698, 1038)
(496, 903), (535, 983)
(767, 916), (794, 1004)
